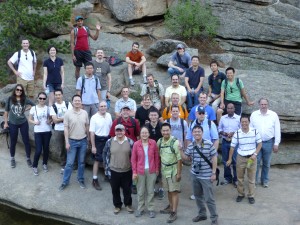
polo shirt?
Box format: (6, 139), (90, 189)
(89, 112), (112, 136)
(76, 75), (101, 104)
(208, 71), (226, 95)
(43, 57), (64, 84)
(114, 98), (137, 113)
(221, 78), (245, 102)
(185, 66), (205, 89)
(64, 109), (89, 140)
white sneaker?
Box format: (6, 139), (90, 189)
(190, 194), (195, 200)
(143, 76), (147, 83)
(129, 78), (135, 86)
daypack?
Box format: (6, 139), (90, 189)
(167, 118), (185, 143)
(107, 55), (124, 67)
(166, 105), (187, 118)
(80, 75), (99, 95)
(15, 49), (35, 70)
(146, 80), (160, 96)
(190, 119), (212, 132)
(158, 137), (178, 166)
(74, 26), (90, 46)
(51, 101), (69, 129)
(224, 78), (241, 97)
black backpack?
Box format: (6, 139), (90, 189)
(107, 55), (124, 66)
(117, 117), (136, 134)
(146, 80), (160, 96)
(224, 78), (241, 97)
(51, 101), (69, 129)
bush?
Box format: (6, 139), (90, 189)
(164, 0), (219, 39)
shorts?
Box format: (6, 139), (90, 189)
(73, 50), (92, 67)
(223, 100), (242, 115)
(48, 83), (61, 92)
(162, 174), (181, 192)
(17, 77), (34, 97)
(92, 135), (109, 162)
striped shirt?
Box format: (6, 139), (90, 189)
(184, 139), (217, 179)
(231, 128), (262, 156)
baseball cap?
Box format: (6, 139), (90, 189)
(196, 106), (205, 114)
(177, 43), (185, 49)
(75, 16), (84, 21)
(115, 124), (125, 131)
(121, 105), (131, 111)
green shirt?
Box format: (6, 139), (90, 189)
(157, 136), (181, 178)
(221, 78), (244, 102)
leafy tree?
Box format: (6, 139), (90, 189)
(164, 0), (219, 40)
(0, 0), (84, 85)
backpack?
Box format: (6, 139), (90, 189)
(146, 80), (160, 96)
(190, 119), (211, 131)
(158, 137), (177, 155)
(107, 55), (124, 67)
(74, 26), (90, 46)
(117, 117), (136, 133)
(51, 101), (69, 129)
(15, 49), (35, 70)
(224, 78), (241, 97)
(80, 75), (99, 96)
(167, 118), (185, 143)
(166, 105), (187, 118)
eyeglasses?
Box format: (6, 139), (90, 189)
(16, 89), (23, 92)
(39, 97), (46, 100)
(198, 112), (205, 115)
(25, 54), (27, 60)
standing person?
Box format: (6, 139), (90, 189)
(92, 49), (112, 101)
(207, 61), (226, 113)
(89, 101), (112, 190)
(181, 125), (219, 225)
(59, 95), (89, 191)
(103, 124), (135, 215)
(125, 42), (147, 86)
(28, 92), (52, 176)
(218, 103), (240, 187)
(70, 15), (101, 80)
(167, 44), (191, 78)
(185, 56), (205, 111)
(43, 46), (65, 106)
(164, 74), (187, 107)
(250, 98), (281, 188)
(226, 115), (262, 204)
(7, 39), (37, 99)
(131, 126), (160, 218)
(3, 84), (35, 168)
(135, 94), (160, 127)
(158, 123), (182, 223)
(76, 62), (101, 119)
(114, 87), (137, 118)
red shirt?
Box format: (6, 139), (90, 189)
(109, 117), (140, 142)
(75, 27), (89, 51)
(126, 50), (144, 63)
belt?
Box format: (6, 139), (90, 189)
(263, 137), (275, 143)
(223, 138), (232, 142)
(69, 137), (86, 141)
(239, 154), (252, 158)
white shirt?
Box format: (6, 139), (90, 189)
(50, 101), (73, 131)
(250, 109), (281, 145)
(29, 105), (51, 133)
(218, 113), (240, 139)
(89, 112), (112, 136)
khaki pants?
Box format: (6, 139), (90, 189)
(136, 169), (157, 211)
(17, 77), (34, 97)
(236, 154), (257, 198)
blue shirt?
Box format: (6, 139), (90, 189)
(188, 104), (216, 121)
(170, 52), (191, 69)
(187, 118), (219, 142)
(43, 57), (64, 84)
(76, 75), (101, 104)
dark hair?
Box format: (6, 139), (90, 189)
(132, 42), (139, 47)
(72, 94), (82, 101)
(143, 94), (151, 101)
(47, 46), (58, 54)
(37, 91), (47, 99)
(171, 74), (179, 80)
(240, 114), (250, 122)
(191, 55), (199, 60)
(192, 125), (203, 132)
(54, 89), (63, 95)
(11, 84), (26, 105)
(225, 67), (235, 74)
(121, 86), (129, 92)
(171, 105), (179, 111)
(84, 62), (94, 68)
(148, 108), (159, 116)
(140, 126), (150, 134)
(161, 122), (171, 130)
(210, 60), (219, 67)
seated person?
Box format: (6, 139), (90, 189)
(167, 44), (191, 78)
(114, 87), (136, 118)
(165, 74), (187, 107)
(162, 93), (188, 121)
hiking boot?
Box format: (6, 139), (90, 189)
(158, 188), (164, 200)
(11, 159), (16, 168)
(160, 205), (172, 214)
(126, 206), (134, 214)
(43, 164), (48, 172)
(135, 210), (144, 217)
(236, 196), (244, 202)
(27, 159), (32, 168)
(132, 185), (137, 194)
(78, 181), (86, 189)
(167, 212), (177, 223)
(192, 215), (207, 222)
(32, 167), (38, 176)
(114, 207), (121, 215)
(129, 78), (135, 86)
(59, 183), (67, 191)
(149, 211), (156, 218)
(92, 179), (102, 190)
(248, 197), (255, 204)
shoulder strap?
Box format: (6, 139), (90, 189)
(181, 105), (187, 117)
(193, 141), (212, 168)
(74, 27), (78, 46)
(170, 138), (177, 154)
(237, 130), (239, 145)
(154, 80), (160, 95)
(224, 78), (228, 96)
(117, 117), (121, 125)
(65, 101), (69, 109)
(180, 118), (184, 142)
(130, 117), (136, 128)
(166, 106), (171, 116)
(52, 103), (58, 114)
(208, 120), (211, 130)
(35, 106), (40, 122)
(81, 75), (85, 95)
(16, 50), (21, 70)
(236, 78), (241, 90)
(29, 49), (35, 61)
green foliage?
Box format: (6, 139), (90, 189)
(0, 0), (84, 85)
(164, 0), (219, 40)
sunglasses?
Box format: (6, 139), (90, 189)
(16, 88), (23, 92)
(198, 112), (205, 115)
(39, 97), (46, 100)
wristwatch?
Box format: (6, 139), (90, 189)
(253, 153), (257, 156)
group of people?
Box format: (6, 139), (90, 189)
(3, 15), (281, 225)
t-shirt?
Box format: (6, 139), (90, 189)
(64, 109), (89, 140)
(92, 60), (111, 91)
(50, 101), (73, 131)
(164, 85), (187, 100)
(126, 50), (144, 63)
(188, 104), (216, 121)
(145, 122), (162, 142)
(76, 75), (101, 104)
(208, 71), (226, 95)
(185, 66), (205, 89)
(135, 106), (161, 127)
(166, 118), (188, 145)
(143, 145), (149, 169)
(221, 78), (245, 102)
(5, 97), (35, 125)
(9, 50), (37, 80)
(170, 52), (191, 69)
(89, 112), (112, 136)
(29, 105), (51, 133)
(43, 57), (64, 85)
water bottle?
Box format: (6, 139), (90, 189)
(191, 88), (195, 97)
(106, 97), (111, 110)
(45, 85), (50, 95)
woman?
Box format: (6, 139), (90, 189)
(131, 126), (160, 218)
(28, 92), (52, 176)
(3, 84), (35, 168)
(43, 46), (64, 106)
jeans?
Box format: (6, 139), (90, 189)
(33, 131), (52, 168)
(256, 138), (274, 185)
(167, 67), (185, 76)
(192, 174), (218, 222)
(186, 87), (203, 110)
(221, 139), (237, 182)
(62, 138), (87, 185)
(9, 121), (31, 158)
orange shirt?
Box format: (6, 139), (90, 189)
(162, 105), (189, 120)
(126, 50), (144, 63)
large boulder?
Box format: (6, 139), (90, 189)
(156, 48), (199, 67)
(147, 39), (187, 57)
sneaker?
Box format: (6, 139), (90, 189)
(167, 212), (177, 223)
(114, 207), (121, 215)
(211, 220), (219, 225)
(263, 183), (269, 188)
(160, 205), (172, 214)
(190, 194), (195, 200)
(59, 183), (67, 191)
(129, 78), (135, 86)
(220, 180), (230, 185)
(32, 167), (38, 176)
(248, 197), (255, 204)
(126, 206), (134, 214)
(11, 159), (16, 168)
(132, 185), (137, 194)
(60, 167), (64, 174)
(92, 179), (102, 190)
(135, 210), (144, 218)
(192, 215), (207, 222)
(78, 181), (86, 189)
(43, 164), (48, 172)
(236, 195), (244, 202)
(158, 188), (164, 200)
(149, 211), (156, 218)
(27, 159), (32, 168)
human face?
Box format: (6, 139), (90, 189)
(49, 47), (57, 57)
(198, 94), (207, 106)
(171, 94), (180, 105)
(259, 99), (269, 113)
(191, 57), (199, 67)
(54, 91), (63, 102)
(85, 65), (94, 75)
(99, 102), (107, 114)
(96, 50), (104, 60)
(38, 94), (47, 105)
(140, 127), (150, 141)
(196, 111), (205, 122)
(241, 117), (250, 131)
(15, 86), (23, 95)
(226, 69), (234, 81)
(171, 75), (179, 87)
(115, 129), (125, 138)
(177, 48), (184, 56)
(149, 112), (159, 122)
(121, 108), (130, 119)
(21, 40), (29, 51)
(147, 76), (154, 86)
(72, 96), (82, 108)
(171, 107), (179, 119)
(227, 103), (235, 116)
(132, 44), (139, 53)
(76, 19), (83, 27)
(210, 63), (218, 73)
(143, 97), (151, 107)
(192, 127), (203, 141)
(161, 126), (171, 139)
(122, 88), (129, 98)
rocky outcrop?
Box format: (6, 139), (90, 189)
(147, 39), (187, 57)
(156, 48), (199, 67)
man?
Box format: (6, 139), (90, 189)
(70, 15), (101, 80)
(92, 49), (112, 101)
(226, 115), (262, 204)
(114, 87), (137, 118)
(158, 123), (182, 223)
(50, 89), (73, 173)
(90, 101), (112, 190)
(217, 67), (254, 123)
(110, 106), (140, 142)
(181, 125), (219, 225)
(164, 74), (187, 107)
(103, 124), (135, 214)
(59, 95), (89, 191)
(188, 92), (216, 122)
(185, 56), (205, 111)
(7, 39), (37, 99)
(76, 62), (101, 119)
(250, 98), (281, 188)
(140, 74), (164, 110)
(218, 103), (240, 187)
(167, 44), (191, 78)
(125, 42), (147, 86)
(207, 61), (226, 113)
(162, 93), (188, 121)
